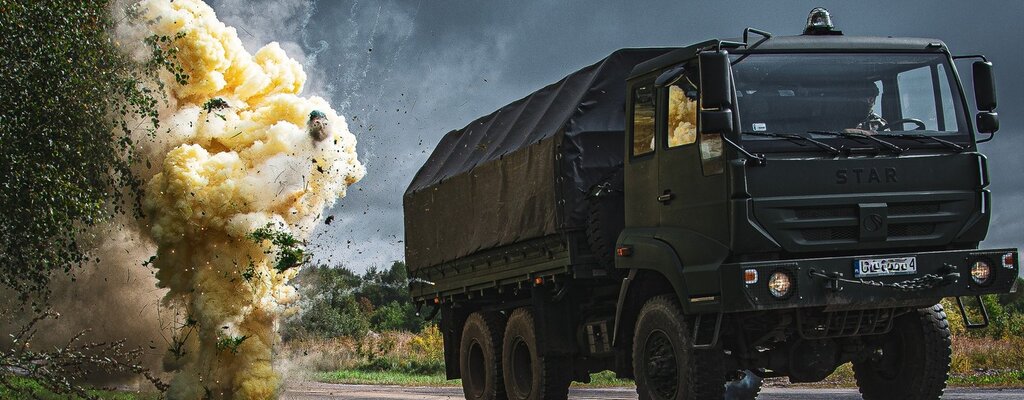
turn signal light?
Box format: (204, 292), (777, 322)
(744, 269), (759, 285)
(1004, 253), (1016, 270)
(616, 246), (633, 257)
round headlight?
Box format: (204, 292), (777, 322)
(970, 260), (992, 285)
(768, 271), (793, 299)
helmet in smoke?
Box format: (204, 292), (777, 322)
(308, 110), (330, 141)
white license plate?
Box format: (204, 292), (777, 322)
(854, 257), (917, 278)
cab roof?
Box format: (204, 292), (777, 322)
(629, 35), (948, 80)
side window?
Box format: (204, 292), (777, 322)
(632, 84), (656, 156)
(667, 69), (699, 148)
(936, 63), (957, 131)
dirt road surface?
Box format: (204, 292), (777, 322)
(283, 382), (1024, 400)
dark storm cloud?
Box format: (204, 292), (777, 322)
(210, 0), (1024, 271)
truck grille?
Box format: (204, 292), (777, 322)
(888, 223), (936, 237)
(801, 226), (857, 241)
(753, 193), (971, 252)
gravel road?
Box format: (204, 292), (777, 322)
(283, 382), (1024, 400)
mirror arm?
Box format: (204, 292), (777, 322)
(721, 136), (766, 166)
(952, 54), (989, 62)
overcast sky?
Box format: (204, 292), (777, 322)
(208, 0), (1024, 272)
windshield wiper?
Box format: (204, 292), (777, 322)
(741, 131), (841, 155)
(807, 130), (906, 155)
(871, 132), (966, 153)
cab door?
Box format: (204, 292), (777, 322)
(623, 77), (661, 229)
(657, 62), (729, 243)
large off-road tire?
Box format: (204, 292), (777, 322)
(502, 308), (572, 400)
(633, 295), (725, 400)
(724, 369), (762, 400)
(852, 304), (952, 400)
(585, 170), (624, 269)
(461, 312), (507, 400)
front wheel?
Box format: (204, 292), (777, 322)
(633, 295), (725, 400)
(852, 304), (952, 400)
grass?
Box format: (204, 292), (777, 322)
(0, 377), (158, 400)
(316, 370), (459, 387)
(305, 334), (1024, 389)
(314, 369), (632, 388)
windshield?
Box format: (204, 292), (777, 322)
(732, 53), (967, 143)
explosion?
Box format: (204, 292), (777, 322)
(668, 85), (697, 147)
(132, 1), (365, 398)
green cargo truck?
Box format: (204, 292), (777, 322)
(404, 9), (1019, 400)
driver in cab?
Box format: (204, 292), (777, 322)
(844, 81), (886, 134)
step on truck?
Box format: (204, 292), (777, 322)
(404, 9), (1019, 400)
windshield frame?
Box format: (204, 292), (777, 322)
(727, 50), (974, 154)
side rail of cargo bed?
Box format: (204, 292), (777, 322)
(408, 235), (575, 304)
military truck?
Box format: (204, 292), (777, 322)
(404, 9), (1018, 400)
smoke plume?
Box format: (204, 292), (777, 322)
(128, 0), (365, 398)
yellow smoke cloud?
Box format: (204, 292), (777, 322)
(135, 1), (365, 398)
(668, 85), (697, 147)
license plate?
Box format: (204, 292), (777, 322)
(854, 257), (917, 278)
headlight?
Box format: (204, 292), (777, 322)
(970, 260), (992, 285)
(768, 271), (793, 299)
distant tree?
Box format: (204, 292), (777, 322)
(282, 261), (428, 340)
(0, 1), (181, 306)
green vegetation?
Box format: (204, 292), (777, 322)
(281, 261), (427, 340)
(249, 223), (307, 272)
(0, 377), (158, 400)
(0, 2), (182, 397)
(0, 0), (177, 305)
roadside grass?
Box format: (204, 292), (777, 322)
(302, 332), (1024, 389)
(314, 370), (630, 388)
(0, 377), (158, 400)
(316, 370), (458, 387)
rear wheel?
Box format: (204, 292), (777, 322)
(633, 295), (725, 400)
(460, 312), (506, 400)
(852, 304), (952, 400)
(502, 308), (572, 400)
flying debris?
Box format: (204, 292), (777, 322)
(308, 109), (330, 141)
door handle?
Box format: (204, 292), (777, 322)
(657, 191), (675, 203)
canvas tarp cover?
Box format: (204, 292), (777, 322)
(404, 48), (671, 271)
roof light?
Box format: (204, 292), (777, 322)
(803, 8), (841, 35)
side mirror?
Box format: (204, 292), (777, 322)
(973, 61), (997, 111)
(699, 50), (735, 136)
(977, 112), (999, 134)
(699, 50), (733, 109)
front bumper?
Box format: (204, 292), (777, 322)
(716, 248), (1018, 313)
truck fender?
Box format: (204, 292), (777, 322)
(611, 229), (729, 347)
